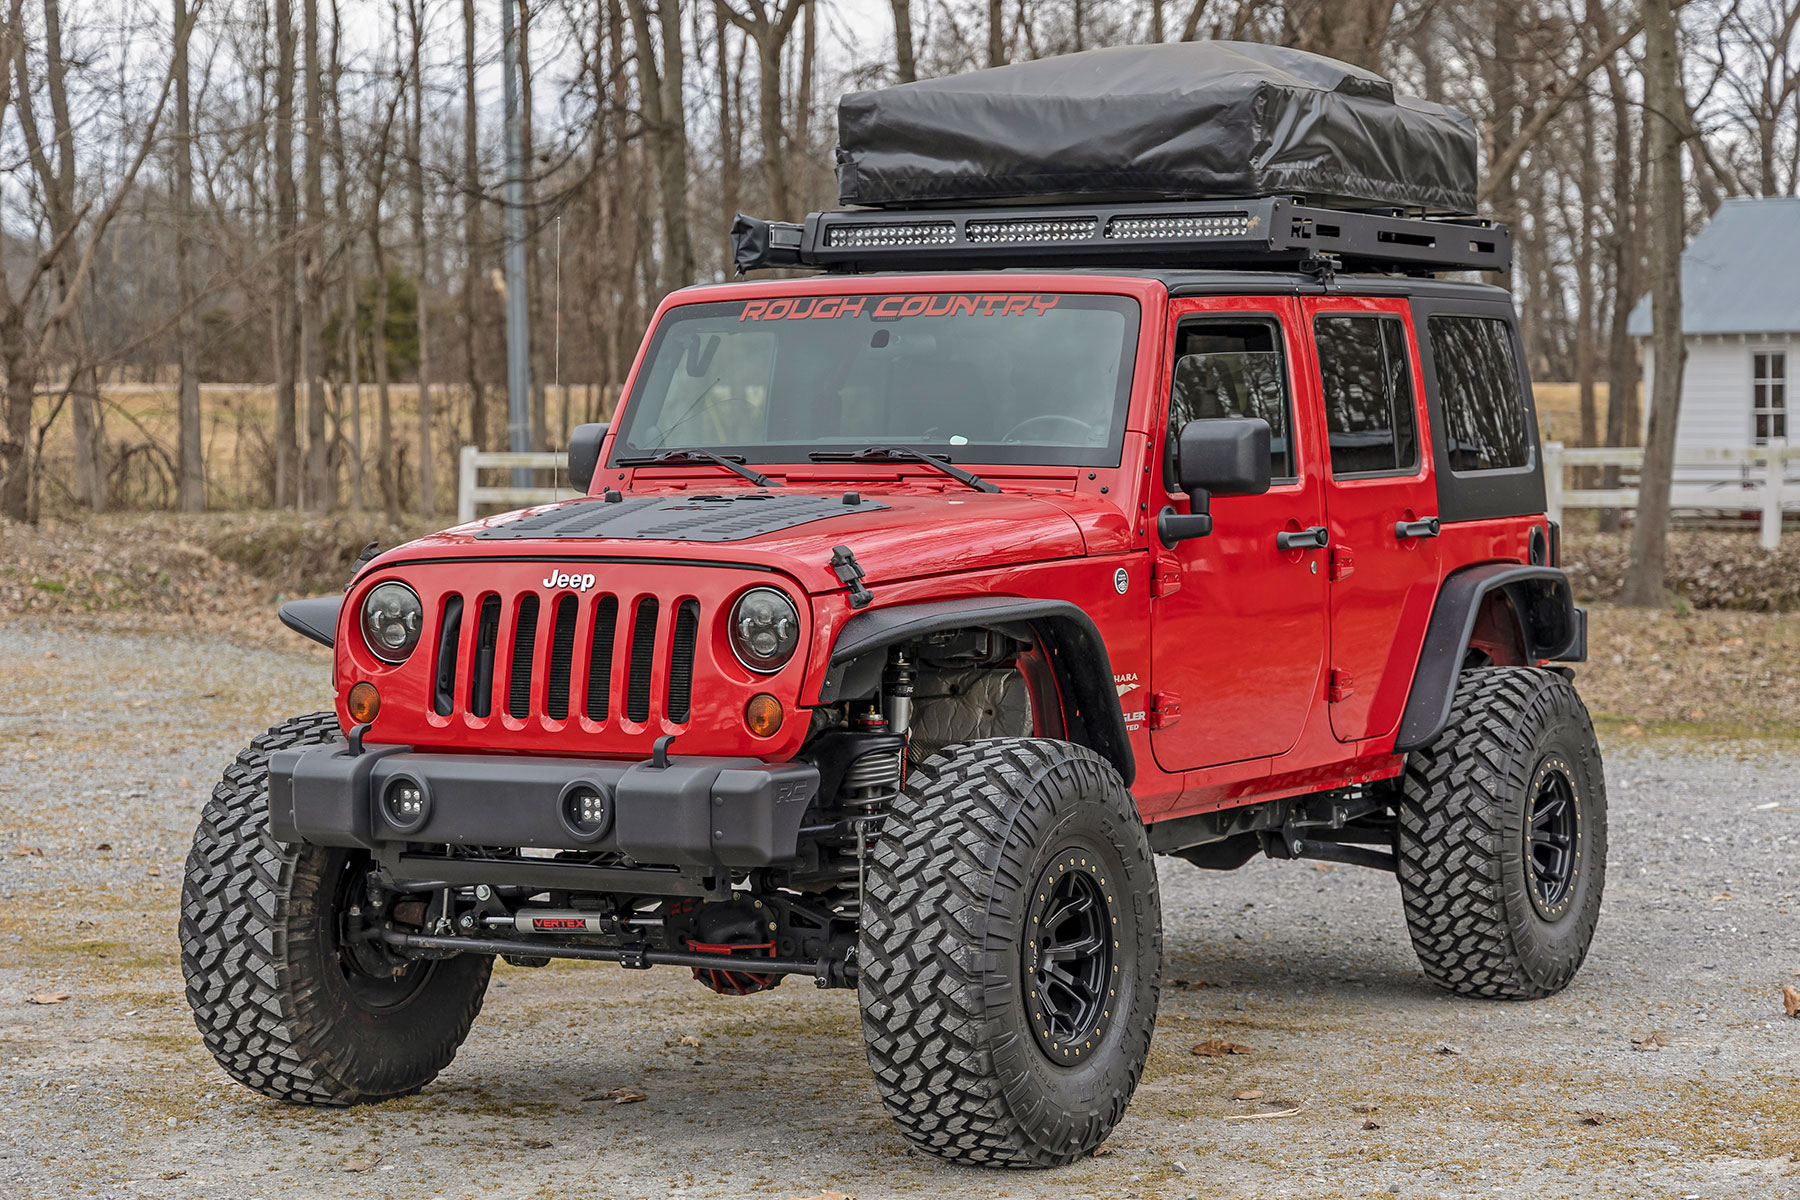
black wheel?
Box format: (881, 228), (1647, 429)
(1397, 668), (1607, 999)
(180, 713), (492, 1105)
(858, 738), (1161, 1168)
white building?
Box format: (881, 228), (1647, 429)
(1628, 197), (1799, 499)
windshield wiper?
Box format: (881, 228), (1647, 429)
(809, 447), (1001, 493)
(616, 448), (782, 488)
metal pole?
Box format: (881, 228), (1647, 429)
(500, 0), (532, 488)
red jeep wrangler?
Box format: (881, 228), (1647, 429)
(180, 196), (1601, 1167)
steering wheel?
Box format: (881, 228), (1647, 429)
(1001, 413), (1100, 445)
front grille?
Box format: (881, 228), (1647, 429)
(507, 596), (540, 719)
(433, 588), (695, 727)
(626, 598), (659, 723)
(545, 596), (578, 720)
(667, 600), (699, 723)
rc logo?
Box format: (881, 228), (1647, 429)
(543, 570), (597, 592)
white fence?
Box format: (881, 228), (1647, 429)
(456, 446), (575, 524)
(1543, 438), (1796, 549)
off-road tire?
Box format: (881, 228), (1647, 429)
(859, 738), (1161, 1168)
(1397, 668), (1606, 999)
(180, 712), (492, 1105)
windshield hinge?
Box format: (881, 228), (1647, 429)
(830, 545), (874, 610)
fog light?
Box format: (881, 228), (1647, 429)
(744, 693), (784, 738)
(558, 781), (613, 843)
(382, 777), (429, 833)
(347, 681), (381, 724)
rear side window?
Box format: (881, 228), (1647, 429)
(1428, 316), (1532, 472)
(1314, 315), (1418, 477)
(1167, 318), (1294, 483)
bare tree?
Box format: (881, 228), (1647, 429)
(273, 0), (300, 507)
(720, 0), (806, 217)
(625, 0), (695, 291)
(461, 0), (486, 452)
(407, 0), (435, 514)
(173, 0), (203, 511)
(1624, 0), (1689, 606)
(890, 0), (917, 80)
(0, 0), (185, 522)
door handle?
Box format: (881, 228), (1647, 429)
(1277, 526), (1329, 551)
(1395, 517), (1442, 540)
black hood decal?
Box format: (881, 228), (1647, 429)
(475, 492), (889, 543)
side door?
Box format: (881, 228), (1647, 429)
(1302, 298), (1442, 743)
(1149, 298), (1330, 772)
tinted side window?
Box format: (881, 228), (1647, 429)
(1168, 319), (1294, 484)
(1428, 315), (1532, 472)
(1315, 315), (1419, 477)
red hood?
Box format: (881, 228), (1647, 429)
(372, 485), (1120, 594)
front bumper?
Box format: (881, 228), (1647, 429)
(267, 741), (819, 872)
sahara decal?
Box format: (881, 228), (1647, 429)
(738, 293), (1062, 322)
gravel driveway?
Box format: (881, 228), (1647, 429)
(2, 619), (1797, 1200)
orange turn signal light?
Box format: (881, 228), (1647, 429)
(347, 681), (381, 725)
(744, 693), (784, 738)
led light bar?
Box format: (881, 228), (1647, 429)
(824, 220), (956, 249)
(964, 216), (1099, 244)
(1106, 212), (1253, 240)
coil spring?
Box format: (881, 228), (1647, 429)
(842, 747), (903, 797)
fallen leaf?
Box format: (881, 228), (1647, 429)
(9, 845), (42, 857)
(340, 1154), (381, 1173)
(1622, 724), (1643, 738)
(678, 1035), (703, 1048)
(1361, 1119), (1381, 1130)
(1232, 1089), (1265, 1101)
(1192, 1039), (1254, 1057)
(1311, 862), (1339, 872)
(521, 1138), (552, 1149)
(1632, 1031), (1668, 1052)
(1782, 985), (1800, 1019)
(1435, 1043), (1464, 1056)
(1171, 978), (1212, 990)
(27, 992), (70, 1005)
(1576, 1110), (1611, 1126)
(1351, 1102), (1379, 1114)
(1711, 891), (1733, 902)
(93, 843), (112, 852)
(1090, 1142), (1113, 1158)
(146, 865), (162, 877)
(157, 1172), (185, 1181)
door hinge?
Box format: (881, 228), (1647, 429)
(1327, 669), (1355, 703)
(1151, 553), (1182, 598)
(1328, 544), (1355, 581)
(1149, 691), (1181, 730)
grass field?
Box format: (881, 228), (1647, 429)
(34, 381), (615, 515)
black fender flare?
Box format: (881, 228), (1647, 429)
(817, 596), (1135, 787)
(279, 596), (343, 648)
(1393, 562), (1587, 752)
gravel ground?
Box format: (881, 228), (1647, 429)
(2, 619), (1797, 1200)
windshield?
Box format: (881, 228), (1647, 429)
(611, 292), (1141, 468)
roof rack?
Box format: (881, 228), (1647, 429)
(732, 196), (1509, 278)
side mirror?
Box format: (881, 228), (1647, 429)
(1158, 417), (1272, 546)
(567, 422), (609, 493)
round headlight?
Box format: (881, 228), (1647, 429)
(360, 582), (424, 663)
(729, 587), (800, 674)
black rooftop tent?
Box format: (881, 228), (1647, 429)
(833, 41), (1479, 216)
